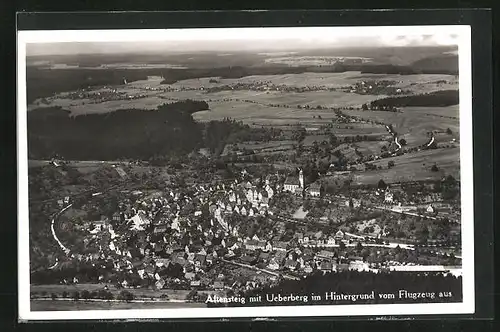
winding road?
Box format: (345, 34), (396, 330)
(51, 204), (73, 255)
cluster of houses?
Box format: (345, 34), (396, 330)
(237, 229), (373, 274)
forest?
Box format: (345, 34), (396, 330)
(27, 100), (208, 160)
(370, 90), (459, 108)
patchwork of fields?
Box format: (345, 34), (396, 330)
(27, 70), (461, 186)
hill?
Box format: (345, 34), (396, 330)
(411, 54), (459, 74)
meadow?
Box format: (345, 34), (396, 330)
(344, 108), (459, 148)
(352, 148), (460, 185)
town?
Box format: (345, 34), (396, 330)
(30, 154), (461, 304)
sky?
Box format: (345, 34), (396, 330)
(25, 28), (460, 56)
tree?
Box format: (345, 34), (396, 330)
(446, 128), (453, 135)
(51, 293), (57, 300)
(388, 161), (395, 169)
(361, 103), (369, 111)
(431, 164), (439, 172)
(81, 290), (91, 300)
(356, 242), (363, 253)
(377, 179), (387, 190)
(329, 133), (338, 146)
(399, 138), (407, 146)
(72, 291), (80, 301)
(186, 290), (199, 302)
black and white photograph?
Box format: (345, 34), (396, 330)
(17, 25), (474, 320)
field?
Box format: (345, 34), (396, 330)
(28, 71), (460, 130)
(215, 72), (456, 90)
(31, 283), (221, 301)
(193, 102), (338, 126)
(345, 108), (459, 148)
(31, 299), (205, 311)
(351, 148), (460, 185)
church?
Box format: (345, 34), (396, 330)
(284, 169), (304, 194)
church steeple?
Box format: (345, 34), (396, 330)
(299, 168), (304, 189)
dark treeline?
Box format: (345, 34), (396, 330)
(370, 90), (459, 108)
(27, 100), (208, 160)
(209, 271), (462, 307)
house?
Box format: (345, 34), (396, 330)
(273, 241), (289, 252)
(259, 252), (270, 262)
(155, 258), (172, 267)
(385, 191), (394, 203)
(308, 182), (321, 197)
(144, 265), (156, 278)
(194, 254), (206, 267)
(155, 278), (166, 289)
(327, 236), (336, 245)
(349, 260), (369, 272)
(190, 280), (201, 288)
(334, 230), (345, 240)
(426, 205), (435, 213)
(184, 272), (196, 280)
(241, 255), (257, 265)
(245, 239), (266, 251)
(296, 232), (304, 243)
(284, 177), (301, 193)
(317, 250), (335, 260)
(267, 259), (280, 270)
(213, 281), (225, 290)
(284, 259), (298, 271)
(154, 225), (169, 234)
(320, 261), (334, 272)
(304, 264), (314, 273)
(112, 212), (121, 223)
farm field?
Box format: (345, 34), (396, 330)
(352, 148), (460, 185)
(345, 108), (459, 148)
(162, 88), (380, 108)
(193, 101), (338, 125)
(403, 105), (459, 119)
(216, 72), (457, 90)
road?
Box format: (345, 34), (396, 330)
(51, 204), (73, 255)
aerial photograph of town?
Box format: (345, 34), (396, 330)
(23, 28), (465, 313)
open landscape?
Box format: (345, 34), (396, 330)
(23, 31), (464, 314)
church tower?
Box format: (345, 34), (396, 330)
(299, 169), (304, 189)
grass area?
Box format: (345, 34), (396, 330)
(345, 108), (459, 148)
(31, 284), (220, 301)
(193, 102), (338, 125)
(31, 299), (206, 311)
